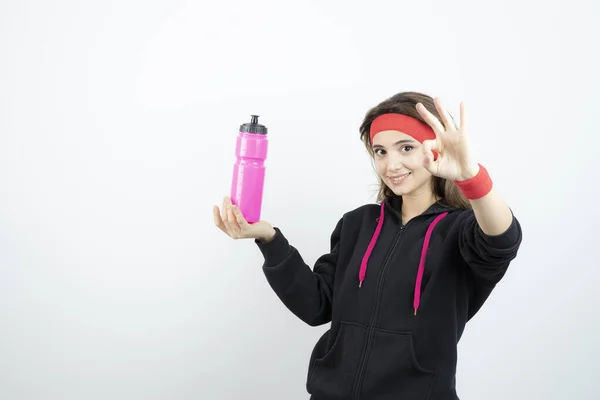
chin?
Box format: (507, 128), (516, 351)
(387, 183), (412, 197)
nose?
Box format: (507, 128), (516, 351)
(386, 153), (404, 172)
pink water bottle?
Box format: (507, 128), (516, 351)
(230, 115), (268, 223)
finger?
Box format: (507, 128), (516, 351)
(232, 205), (248, 228)
(422, 139), (438, 152)
(222, 204), (233, 228)
(221, 197), (228, 222)
(422, 141), (435, 162)
(227, 205), (241, 238)
(213, 206), (227, 232)
(422, 149), (438, 174)
(459, 101), (466, 132)
(423, 152), (435, 170)
(423, 139), (440, 159)
(416, 103), (444, 136)
(433, 98), (456, 131)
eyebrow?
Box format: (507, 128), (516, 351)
(372, 139), (416, 148)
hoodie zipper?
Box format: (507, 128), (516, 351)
(350, 222), (407, 400)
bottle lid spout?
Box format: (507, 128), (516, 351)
(240, 115), (267, 134)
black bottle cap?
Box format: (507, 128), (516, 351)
(240, 115), (267, 134)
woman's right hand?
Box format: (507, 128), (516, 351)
(213, 196), (276, 242)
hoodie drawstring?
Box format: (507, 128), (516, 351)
(358, 202), (385, 287)
(358, 201), (449, 316)
(413, 211), (448, 315)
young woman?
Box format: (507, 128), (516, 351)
(213, 91), (522, 400)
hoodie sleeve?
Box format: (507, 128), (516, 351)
(254, 218), (342, 327)
(457, 209), (523, 286)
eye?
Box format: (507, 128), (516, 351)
(401, 145), (414, 152)
(374, 148), (386, 157)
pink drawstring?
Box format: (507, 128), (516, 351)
(358, 202), (385, 287)
(413, 212), (448, 315)
(358, 201), (448, 316)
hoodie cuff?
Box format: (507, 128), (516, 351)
(254, 227), (293, 267)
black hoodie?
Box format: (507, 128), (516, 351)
(255, 195), (522, 400)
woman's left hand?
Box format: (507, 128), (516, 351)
(416, 98), (480, 181)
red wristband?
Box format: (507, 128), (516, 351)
(453, 163), (493, 200)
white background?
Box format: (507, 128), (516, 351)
(1, 0), (598, 399)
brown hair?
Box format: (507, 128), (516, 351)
(359, 91), (471, 209)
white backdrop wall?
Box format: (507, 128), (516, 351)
(1, 0), (598, 399)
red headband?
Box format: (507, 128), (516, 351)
(370, 113), (436, 144)
(370, 113), (438, 159)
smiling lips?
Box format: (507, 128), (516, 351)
(388, 172), (411, 184)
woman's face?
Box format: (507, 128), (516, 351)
(372, 129), (433, 197)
